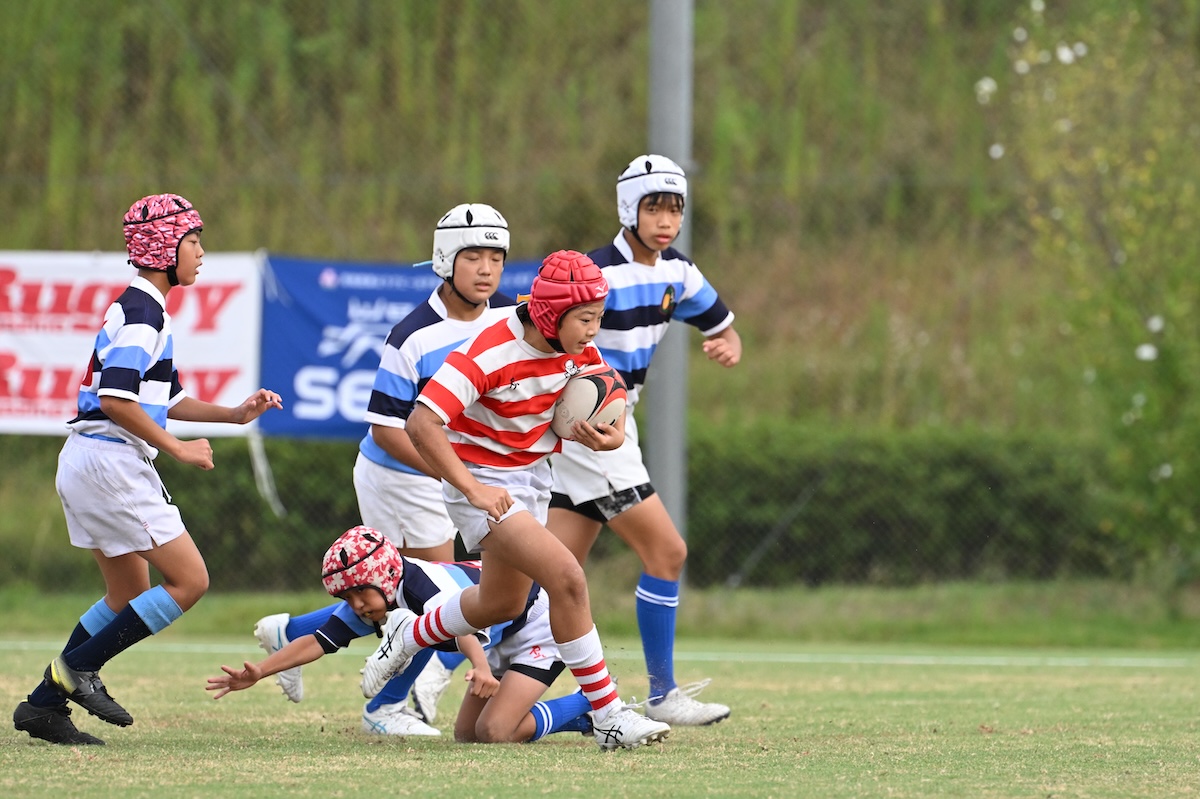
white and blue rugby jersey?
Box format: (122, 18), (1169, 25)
(316, 557), (539, 652)
(588, 232), (734, 408)
(359, 288), (515, 475)
(68, 275), (185, 458)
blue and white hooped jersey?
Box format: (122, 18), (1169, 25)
(358, 288), (515, 475)
(67, 275), (185, 458)
(588, 232), (734, 408)
(318, 557), (540, 651)
(396, 556), (485, 614)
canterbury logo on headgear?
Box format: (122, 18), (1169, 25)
(616, 154), (687, 230)
(431, 202), (510, 280)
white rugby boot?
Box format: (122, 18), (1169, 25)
(644, 679), (730, 726)
(361, 702), (441, 737)
(254, 613), (303, 703)
(412, 655), (454, 723)
(590, 703), (670, 751)
(361, 609), (419, 698)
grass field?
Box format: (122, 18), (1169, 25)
(3, 592), (1198, 798)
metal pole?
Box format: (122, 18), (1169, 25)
(645, 0), (693, 536)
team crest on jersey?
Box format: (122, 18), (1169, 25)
(659, 285), (677, 317)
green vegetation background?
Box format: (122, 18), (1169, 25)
(2, 2), (1200, 597)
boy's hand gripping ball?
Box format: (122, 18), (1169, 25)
(551, 365), (627, 440)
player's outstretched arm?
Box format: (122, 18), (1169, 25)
(206, 661), (266, 698)
(170, 389), (283, 425)
(206, 635), (325, 699)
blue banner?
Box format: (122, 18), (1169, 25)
(259, 254), (539, 439)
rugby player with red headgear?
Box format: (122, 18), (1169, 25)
(208, 526), (597, 744)
(361, 249), (672, 751)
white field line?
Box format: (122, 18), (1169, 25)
(674, 652), (1196, 668)
(0, 640), (1192, 669)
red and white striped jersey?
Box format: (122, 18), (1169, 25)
(418, 312), (605, 469)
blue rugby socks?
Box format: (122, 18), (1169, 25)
(62, 586), (181, 672)
(28, 598), (116, 707)
(530, 691), (593, 740)
(636, 573), (679, 700)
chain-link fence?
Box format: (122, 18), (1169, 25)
(1, 2), (1170, 592)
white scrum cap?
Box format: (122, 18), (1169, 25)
(431, 203), (510, 279)
(616, 154), (687, 229)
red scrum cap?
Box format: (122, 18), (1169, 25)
(528, 250), (609, 345)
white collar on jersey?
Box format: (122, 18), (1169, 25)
(130, 274), (168, 308)
(612, 229), (663, 268)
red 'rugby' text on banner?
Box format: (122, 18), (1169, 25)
(0, 251), (262, 437)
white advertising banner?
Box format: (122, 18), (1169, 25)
(0, 251), (262, 437)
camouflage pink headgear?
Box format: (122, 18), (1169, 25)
(528, 250), (609, 351)
(321, 526), (403, 607)
(123, 193), (204, 284)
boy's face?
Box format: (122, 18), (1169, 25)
(450, 247), (505, 305)
(341, 586), (389, 623)
(556, 300), (606, 354)
(636, 194), (683, 251)
(175, 232), (204, 285)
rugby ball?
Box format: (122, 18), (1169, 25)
(551, 365), (628, 440)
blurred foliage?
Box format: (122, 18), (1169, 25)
(0, 430), (1116, 591)
(4, 2), (1200, 590)
(688, 420), (1113, 588)
(979, 2), (1200, 597)
(0, 0), (1031, 261)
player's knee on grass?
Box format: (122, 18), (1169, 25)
(474, 715), (523, 743)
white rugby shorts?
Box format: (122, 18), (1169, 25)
(55, 433), (186, 557)
(444, 460), (553, 553)
(353, 453), (456, 549)
(550, 410), (650, 504)
(487, 591), (559, 677)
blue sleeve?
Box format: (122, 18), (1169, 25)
(313, 603), (378, 653)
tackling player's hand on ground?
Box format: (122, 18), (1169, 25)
(206, 661), (264, 699)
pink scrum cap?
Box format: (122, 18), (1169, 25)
(321, 526), (403, 605)
(123, 193), (204, 273)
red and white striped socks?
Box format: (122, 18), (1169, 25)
(405, 591), (475, 649)
(558, 625), (620, 722)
